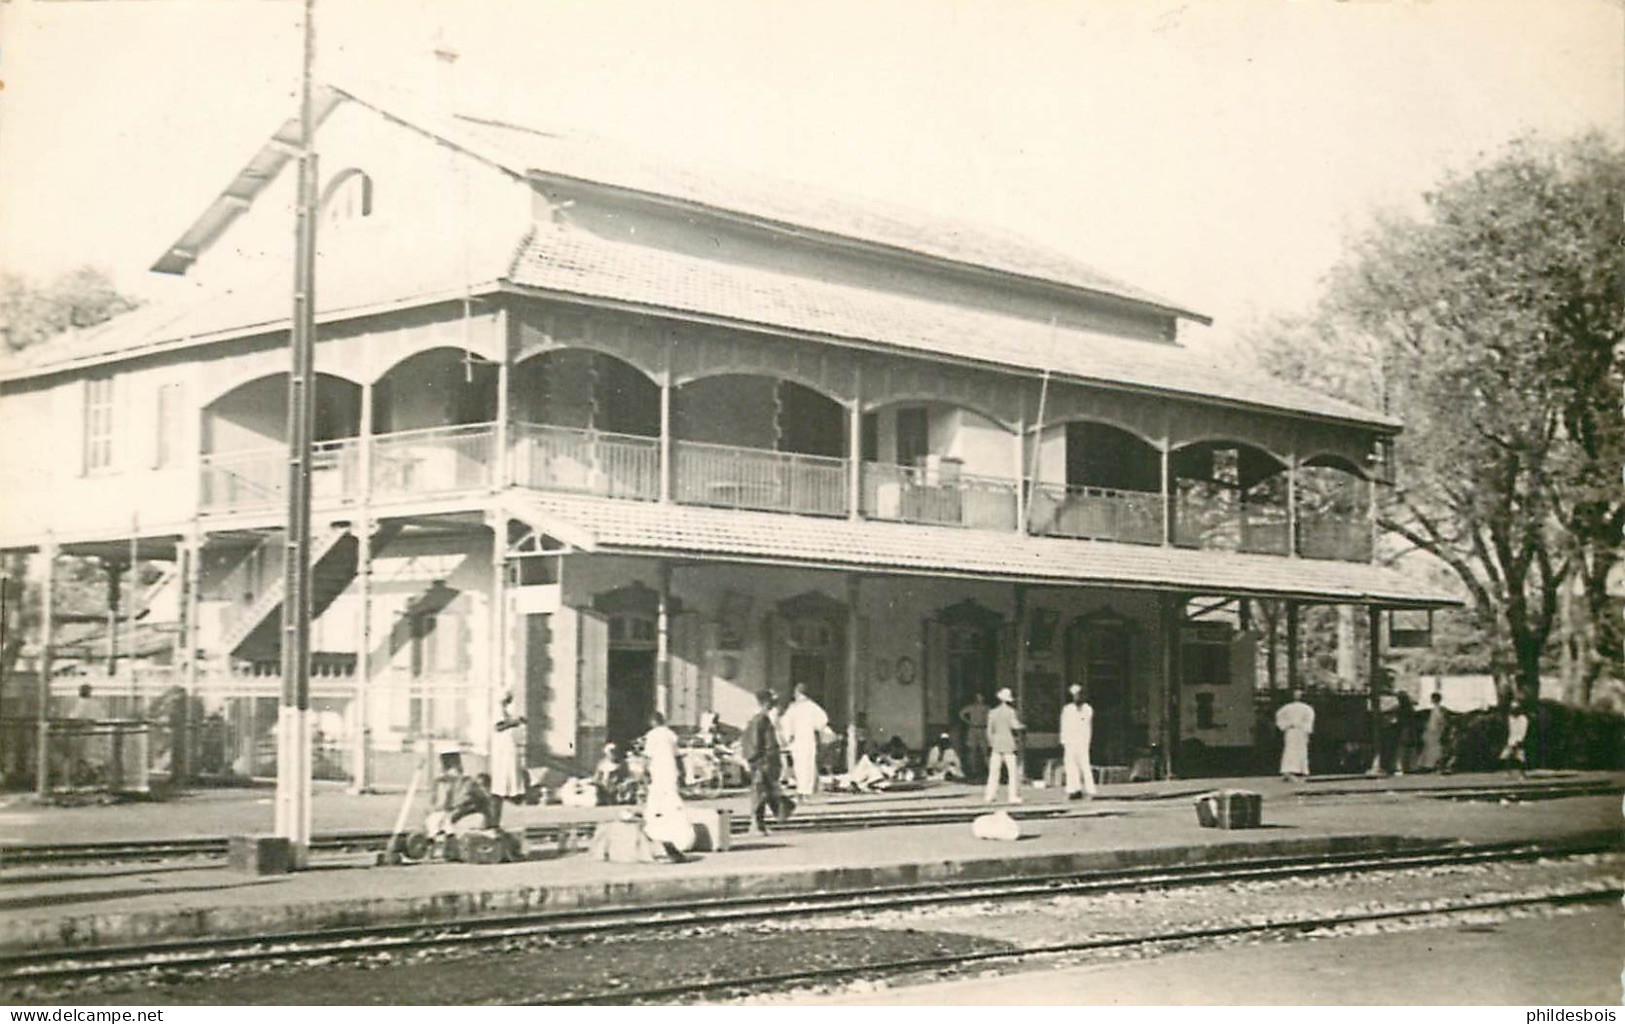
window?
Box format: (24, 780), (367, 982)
(84, 377), (115, 473)
(1181, 624), (1233, 686)
(154, 383), (183, 469)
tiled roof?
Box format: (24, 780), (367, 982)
(447, 116), (1205, 322)
(510, 492), (1456, 607)
(0, 223), (529, 380)
(510, 220), (1398, 429)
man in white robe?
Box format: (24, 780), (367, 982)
(641, 711), (683, 814)
(780, 684), (830, 798)
(1059, 684), (1097, 800)
(1275, 690), (1315, 781)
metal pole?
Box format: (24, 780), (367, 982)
(276, 0), (318, 865)
(35, 539), (56, 799)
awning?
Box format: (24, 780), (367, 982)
(503, 492), (1458, 608)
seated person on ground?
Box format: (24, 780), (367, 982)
(925, 733), (964, 781)
(425, 747), (495, 834)
(592, 742), (627, 804)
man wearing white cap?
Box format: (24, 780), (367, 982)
(1060, 684), (1097, 800)
(983, 686), (1025, 804)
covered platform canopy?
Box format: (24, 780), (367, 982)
(505, 492), (1458, 609)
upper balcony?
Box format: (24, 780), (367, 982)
(193, 344), (1379, 563)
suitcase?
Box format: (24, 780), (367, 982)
(1194, 789), (1262, 829)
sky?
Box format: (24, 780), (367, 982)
(0, 0), (1620, 353)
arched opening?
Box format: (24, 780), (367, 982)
(371, 348), (500, 499)
(1171, 440), (1289, 554)
(1030, 421), (1164, 545)
(861, 400), (1018, 530)
(199, 372), (361, 513)
(1297, 455), (1373, 561)
(509, 349), (661, 499)
(673, 375), (849, 516)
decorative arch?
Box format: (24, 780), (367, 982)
(676, 366), (849, 407)
(861, 393), (1018, 434)
(1169, 439), (1290, 555)
(1169, 436), (1290, 473)
(862, 399), (1016, 482)
(1301, 452), (1370, 480)
(511, 348), (660, 436)
(674, 373), (846, 457)
(200, 371), (362, 453)
(1060, 419), (1163, 493)
(371, 346), (498, 434)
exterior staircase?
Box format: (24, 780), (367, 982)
(218, 524), (387, 661)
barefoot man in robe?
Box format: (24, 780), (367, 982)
(1276, 689), (1314, 781)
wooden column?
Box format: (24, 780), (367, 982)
(1012, 416), (1027, 532)
(359, 382), (374, 504)
(487, 512), (509, 761)
(1286, 453), (1300, 557)
(493, 322), (510, 491)
(847, 394), (862, 522)
(1013, 583), (1028, 711)
(845, 574), (861, 771)
(1368, 605), (1384, 763)
(349, 515), (373, 793)
(1160, 591), (1183, 780)
(1286, 601), (1301, 692)
(1160, 444), (1174, 547)
(659, 343), (673, 504)
(35, 538), (56, 798)
(656, 560), (672, 718)
(177, 528), (203, 786)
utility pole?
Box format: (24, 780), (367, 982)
(275, 0), (318, 867)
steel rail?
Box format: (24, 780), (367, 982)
(1, 838), (1613, 984)
(550, 885), (1618, 1005)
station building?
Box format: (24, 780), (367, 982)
(0, 82), (1453, 788)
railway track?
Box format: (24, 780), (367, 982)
(1, 836), (1614, 986)
(4, 777), (1613, 867)
(559, 885), (1617, 1005)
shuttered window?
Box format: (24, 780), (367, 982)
(84, 377), (116, 473)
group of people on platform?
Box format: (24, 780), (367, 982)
(1274, 686), (1531, 781)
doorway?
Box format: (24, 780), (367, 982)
(1066, 612), (1135, 765)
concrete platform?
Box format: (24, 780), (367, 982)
(0, 771), (1618, 954)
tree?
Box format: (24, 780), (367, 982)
(1252, 135), (1625, 708)
(0, 266), (136, 352)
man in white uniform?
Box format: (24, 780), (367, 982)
(780, 684), (830, 798)
(1275, 689), (1315, 781)
(1059, 684), (1097, 801)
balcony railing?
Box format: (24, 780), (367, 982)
(371, 423), (497, 500)
(1298, 513), (1374, 562)
(510, 421), (660, 501)
(1172, 485), (1290, 556)
(673, 440), (848, 517)
(1030, 484), (1165, 546)
(199, 439), (359, 515)
(861, 462), (1019, 530)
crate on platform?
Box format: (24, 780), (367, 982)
(228, 834), (294, 874)
(690, 808), (732, 852)
(1194, 789), (1263, 829)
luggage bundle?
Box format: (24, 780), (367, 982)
(1194, 789), (1263, 829)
